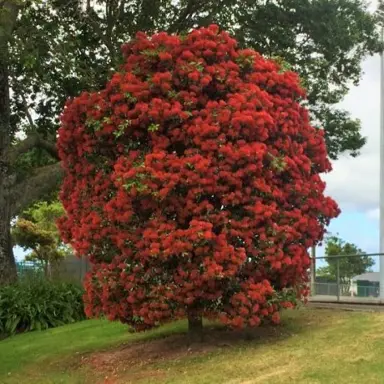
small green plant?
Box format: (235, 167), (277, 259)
(0, 278), (85, 337)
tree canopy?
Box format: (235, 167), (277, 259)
(58, 25), (340, 334)
(0, 0), (380, 284)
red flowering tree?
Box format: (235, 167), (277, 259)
(57, 25), (339, 338)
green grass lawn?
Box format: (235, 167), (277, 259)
(1, 308), (384, 383)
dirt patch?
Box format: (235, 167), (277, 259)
(82, 333), (214, 384)
(81, 325), (289, 384)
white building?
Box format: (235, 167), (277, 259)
(350, 272), (380, 297)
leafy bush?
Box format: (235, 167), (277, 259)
(0, 278), (85, 336)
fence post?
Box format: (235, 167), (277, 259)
(336, 257), (340, 302)
(310, 246), (316, 296)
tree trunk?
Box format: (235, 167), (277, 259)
(0, 4), (20, 285)
(44, 260), (52, 280)
(0, 210), (17, 285)
(43, 261), (48, 278)
(188, 312), (203, 343)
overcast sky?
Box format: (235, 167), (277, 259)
(318, 52), (380, 266)
(325, 54), (380, 217)
(311, 0), (382, 271)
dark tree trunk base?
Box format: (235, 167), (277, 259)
(0, 193), (17, 286)
(188, 313), (203, 343)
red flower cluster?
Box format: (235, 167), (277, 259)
(57, 25), (339, 331)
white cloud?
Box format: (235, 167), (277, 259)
(322, 54), (380, 215)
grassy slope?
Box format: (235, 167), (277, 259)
(0, 318), (187, 384)
(1, 308), (384, 383)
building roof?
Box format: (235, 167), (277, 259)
(351, 272), (380, 282)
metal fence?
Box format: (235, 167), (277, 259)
(310, 252), (384, 302)
(16, 255), (90, 284)
(16, 252), (384, 300)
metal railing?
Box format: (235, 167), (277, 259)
(16, 252), (384, 298)
(310, 252), (384, 302)
(16, 256), (90, 284)
(313, 283), (379, 298)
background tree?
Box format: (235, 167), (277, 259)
(58, 26), (340, 339)
(317, 234), (374, 294)
(0, 0), (380, 284)
(12, 201), (70, 277)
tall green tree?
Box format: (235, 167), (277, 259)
(318, 235), (374, 293)
(0, 0), (381, 284)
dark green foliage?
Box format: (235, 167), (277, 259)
(10, 0), (381, 161)
(0, 278), (85, 337)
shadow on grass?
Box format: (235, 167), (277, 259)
(78, 307), (330, 382)
(0, 307), (339, 384)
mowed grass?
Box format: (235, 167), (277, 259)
(2, 308), (384, 383)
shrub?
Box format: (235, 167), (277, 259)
(57, 25), (339, 332)
(0, 278), (85, 336)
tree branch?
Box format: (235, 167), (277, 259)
(105, 0), (118, 59)
(168, 0), (206, 33)
(10, 74), (35, 128)
(85, 8), (117, 61)
(118, 0), (125, 20)
(10, 162), (64, 216)
(6, 72), (59, 161)
(7, 134), (59, 163)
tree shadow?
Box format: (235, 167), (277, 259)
(79, 308), (330, 382)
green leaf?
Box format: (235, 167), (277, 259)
(148, 123), (159, 132)
(114, 120), (131, 138)
(85, 118), (102, 131)
(124, 93), (137, 103)
(102, 117), (112, 124)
